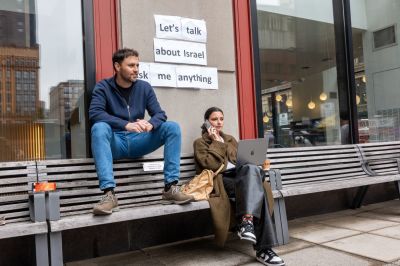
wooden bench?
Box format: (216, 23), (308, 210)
(0, 161), (49, 266)
(36, 154), (210, 266)
(267, 142), (400, 245)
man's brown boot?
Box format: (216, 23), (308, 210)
(162, 185), (194, 205)
(93, 190), (119, 215)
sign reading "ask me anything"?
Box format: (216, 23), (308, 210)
(139, 62), (218, 90)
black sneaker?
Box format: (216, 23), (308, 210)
(237, 219), (257, 244)
(256, 249), (285, 266)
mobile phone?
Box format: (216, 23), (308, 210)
(203, 120), (212, 130)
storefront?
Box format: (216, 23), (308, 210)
(1, 0), (400, 162)
(252, 0), (400, 148)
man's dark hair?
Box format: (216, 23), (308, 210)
(112, 48), (139, 70)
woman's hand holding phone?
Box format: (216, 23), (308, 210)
(204, 121), (223, 142)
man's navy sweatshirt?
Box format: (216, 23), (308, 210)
(89, 77), (167, 131)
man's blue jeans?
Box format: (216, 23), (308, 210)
(91, 121), (181, 190)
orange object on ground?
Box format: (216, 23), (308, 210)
(33, 182), (56, 192)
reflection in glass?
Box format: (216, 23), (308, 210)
(256, 0), (341, 147)
(0, 0), (86, 161)
(351, 0), (400, 143)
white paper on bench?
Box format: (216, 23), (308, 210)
(143, 162), (164, 171)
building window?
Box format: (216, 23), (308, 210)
(373, 25), (397, 50)
(351, 2), (400, 143)
(0, 0), (86, 161)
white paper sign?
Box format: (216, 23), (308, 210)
(154, 38), (207, 65)
(138, 62), (150, 82)
(279, 113), (288, 126)
(154, 15), (182, 40)
(138, 63), (219, 89)
(150, 63), (176, 87)
(154, 15), (207, 43)
(143, 162), (164, 172)
(181, 18), (207, 43)
(176, 66), (218, 89)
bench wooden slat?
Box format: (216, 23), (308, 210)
(0, 210), (31, 220)
(268, 149), (357, 158)
(0, 185), (30, 194)
(60, 200), (166, 218)
(0, 176), (36, 185)
(0, 161), (36, 168)
(0, 194), (28, 203)
(50, 201), (210, 232)
(270, 157), (360, 169)
(278, 174), (400, 197)
(0, 221), (48, 240)
(60, 195), (162, 213)
(278, 162), (362, 175)
(281, 170), (368, 184)
(46, 170), (195, 189)
(0, 202), (29, 212)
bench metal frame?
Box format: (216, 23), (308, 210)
(0, 161), (49, 266)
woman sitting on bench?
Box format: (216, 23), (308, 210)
(193, 107), (285, 266)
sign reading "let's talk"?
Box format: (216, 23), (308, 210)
(154, 15), (207, 43)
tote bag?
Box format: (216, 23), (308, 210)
(181, 164), (225, 201)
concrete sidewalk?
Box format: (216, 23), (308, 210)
(67, 199), (400, 266)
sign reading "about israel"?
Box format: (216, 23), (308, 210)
(153, 38), (207, 66)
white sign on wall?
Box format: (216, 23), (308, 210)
(154, 15), (207, 43)
(176, 66), (218, 89)
(138, 62), (218, 89)
(138, 62), (150, 82)
(154, 15), (182, 40)
(181, 18), (207, 43)
(154, 38), (207, 65)
(149, 63), (177, 87)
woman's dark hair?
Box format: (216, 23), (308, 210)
(112, 48), (139, 70)
(201, 107), (224, 134)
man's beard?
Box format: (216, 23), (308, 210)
(122, 73), (136, 83)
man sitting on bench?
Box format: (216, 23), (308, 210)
(89, 48), (194, 215)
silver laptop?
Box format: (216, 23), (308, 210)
(236, 138), (268, 166)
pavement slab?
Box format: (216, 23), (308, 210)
(373, 206), (400, 216)
(356, 211), (400, 223)
(290, 208), (363, 223)
(370, 225), (400, 240)
(318, 216), (399, 232)
(289, 223), (361, 244)
(279, 246), (382, 266)
(323, 233), (400, 263)
(273, 238), (314, 255)
(224, 238), (255, 257)
(360, 200), (399, 212)
(66, 250), (162, 266)
(144, 238), (254, 266)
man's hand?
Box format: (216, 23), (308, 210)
(125, 120), (153, 133)
(136, 119), (153, 132)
